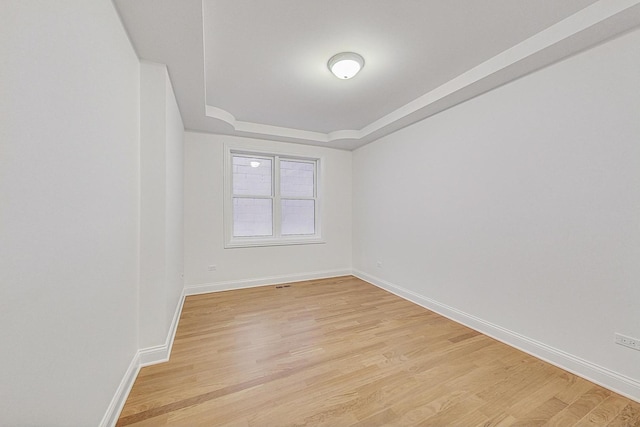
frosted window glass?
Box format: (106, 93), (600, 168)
(281, 199), (315, 235)
(233, 198), (273, 237)
(280, 160), (314, 198)
(233, 156), (272, 196)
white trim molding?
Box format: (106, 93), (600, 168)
(139, 290), (186, 367)
(202, 1), (640, 149)
(353, 269), (640, 404)
(99, 352), (141, 427)
(100, 289), (187, 427)
(185, 269), (352, 296)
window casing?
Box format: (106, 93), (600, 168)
(224, 148), (323, 248)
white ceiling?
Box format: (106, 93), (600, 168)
(115, 0), (640, 150)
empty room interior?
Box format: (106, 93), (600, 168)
(2, 0), (640, 426)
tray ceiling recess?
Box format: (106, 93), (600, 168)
(115, 0), (640, 150)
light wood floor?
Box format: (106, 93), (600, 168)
(117, 276), (640, 426)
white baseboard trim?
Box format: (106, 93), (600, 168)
(353, 269), (640, 403)
(139, 289), (186, 367)
(184, 269), (353, 296)
(100, 288), (187, 426)
(99, 352), (141, 427)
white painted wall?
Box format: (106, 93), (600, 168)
(184, 132), (352, 290)
(353, 28), (640, 396)
(0, 1), (140, 425)
(139, 62), (184, 350)
(165, 74), (185, 326)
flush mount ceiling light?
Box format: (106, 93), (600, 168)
(328, 52), (364, 80)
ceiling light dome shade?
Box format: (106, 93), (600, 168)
(328, 52), (364, 79)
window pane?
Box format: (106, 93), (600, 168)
(233, 198), (273, 237)
(233, 156), (272, 196)
(281, 199), (315, 235)
(280, 160), (314, 198)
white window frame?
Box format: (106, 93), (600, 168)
(224, 146), (324, 248)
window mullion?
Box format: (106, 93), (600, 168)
(273, 155), (281, 238)
(280, 196), (316, 201)
(314, 159), (319, 236)
(232, 194), (273, 200)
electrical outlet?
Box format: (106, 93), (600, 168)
(208, 265), (217, 272)
(376, 261), (383, 268)
(614, 333), (640, 351)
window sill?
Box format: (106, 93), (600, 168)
(225, 236), (325, 249)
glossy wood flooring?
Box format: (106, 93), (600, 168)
(117, 276), (640, 426)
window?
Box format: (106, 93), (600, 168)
(224, 148), (323, 247)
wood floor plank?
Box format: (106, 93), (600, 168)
(579, 394), (631, 426)
(545, 386), (611, 426)
(511, 396), (567, 426)
(478, 413), (518, 427)
(117, 276), (639, 426)
(607, 401), (640, 427)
